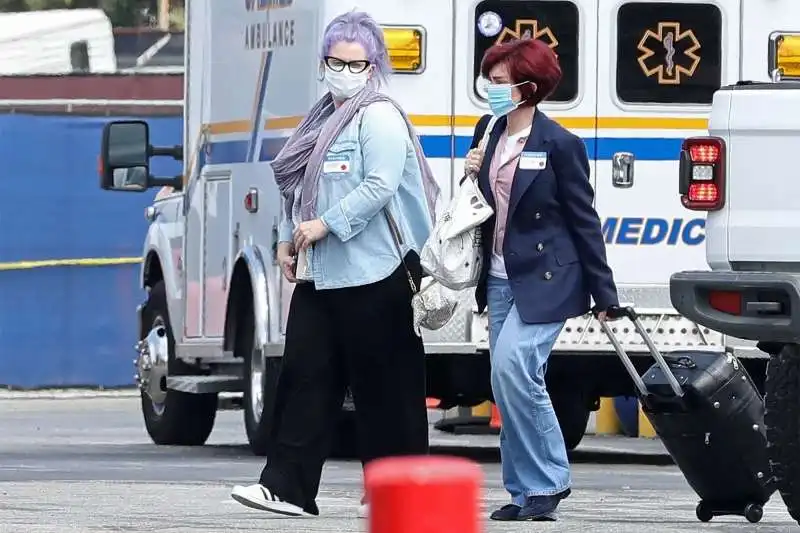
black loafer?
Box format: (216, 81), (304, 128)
(489, 503), (522, 521)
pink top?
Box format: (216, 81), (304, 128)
(488, 125), (531, 278)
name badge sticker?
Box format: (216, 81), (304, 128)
(519, 151), (547, 170)
(323, 153), (351, 174)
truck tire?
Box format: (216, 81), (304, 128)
(140, 281), (217, 446)
(239, 306), (281, 456)
(552, 391), (591, 451)
(764, 344), (800, 524)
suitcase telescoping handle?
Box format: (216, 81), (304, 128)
(597, 306), (684, 399)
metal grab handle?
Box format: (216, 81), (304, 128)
(612, 152), (635, 188)
(598, 307), (684, 399)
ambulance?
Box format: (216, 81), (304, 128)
(96, 0), (796, 454)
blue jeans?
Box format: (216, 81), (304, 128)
(487, 276), (571, 504)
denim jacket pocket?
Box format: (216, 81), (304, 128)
(322, 140), (358, 180)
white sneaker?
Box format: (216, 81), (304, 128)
(357, 502), (369, 518)
(231, 484), (309, 517)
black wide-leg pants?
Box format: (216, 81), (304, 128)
(259, 255), (429, 514)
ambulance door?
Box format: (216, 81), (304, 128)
(455, 0), (599, 211)
(594, 0), (739, 298)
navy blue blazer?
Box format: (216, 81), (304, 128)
(473, 109), (619, 324)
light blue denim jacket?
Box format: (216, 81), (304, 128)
(278, 101), (433, 290)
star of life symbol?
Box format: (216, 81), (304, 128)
(494, 19), (558, 49)
(637, 22), (701, 85)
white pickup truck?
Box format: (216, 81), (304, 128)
(670, 80), (800, 524)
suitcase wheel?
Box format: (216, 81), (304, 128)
(744, 503), (764, 524)
(695, 502), (713, 522)
(695, 501), (764, 523)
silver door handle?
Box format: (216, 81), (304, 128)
(612, 152), (635, 188)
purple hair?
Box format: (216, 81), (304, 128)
(320, 11), (391, 83)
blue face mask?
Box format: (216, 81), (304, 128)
(486, 82), (527, 117)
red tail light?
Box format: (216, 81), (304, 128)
(708, 290), (741, 315)
(688, 143), (720, 163)
(679, 137), (725, 211)
(688, 182), (719, 203)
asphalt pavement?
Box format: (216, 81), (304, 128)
(0, 395), (797, 532)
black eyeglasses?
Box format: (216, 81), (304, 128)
(324, 56), (371, 74)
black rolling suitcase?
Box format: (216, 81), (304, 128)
(599, 306), (774, 523)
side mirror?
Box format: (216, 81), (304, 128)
(100, 120), (151, 192)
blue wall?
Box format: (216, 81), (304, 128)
(0, 114), (183, 388)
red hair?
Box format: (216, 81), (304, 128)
(480, 38), (562, 106)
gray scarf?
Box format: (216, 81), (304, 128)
(270, 80), (439, 225)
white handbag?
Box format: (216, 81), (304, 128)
(410, 278), (459, 334)
(385, 211), (459, 335)
(419, 117), (497, 290)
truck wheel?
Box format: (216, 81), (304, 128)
(239, 307), (281, 456)
(764, 344), (800, 524)
(139, 281), (217, 446)
(552, 391), (590, 451)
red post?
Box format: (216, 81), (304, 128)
(365, 456), (483, 533)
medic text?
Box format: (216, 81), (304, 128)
(601, 217), (705, 245)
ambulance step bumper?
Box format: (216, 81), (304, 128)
(469, 307), (724, 353)
(167, 375), (243, 394)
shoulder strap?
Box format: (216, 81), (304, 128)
(384, 210), (418, 294)
(470, 114), (493, 150)
(459, 114), (497, 186)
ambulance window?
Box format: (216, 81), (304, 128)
(473, 1), (579, 103)
(616, 2), (722, 105)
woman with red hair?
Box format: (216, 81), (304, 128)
(465, 38), (619, 521)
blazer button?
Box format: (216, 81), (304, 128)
(535, 212), (542, 219)
(536, 243), (544, 252)
(544, 271), (552, 280)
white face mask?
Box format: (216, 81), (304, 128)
(324, 65), (370, 100)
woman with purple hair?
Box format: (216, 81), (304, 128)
(230, 10), (439, 519)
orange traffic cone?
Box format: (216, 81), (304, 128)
(490, 403), (501, 430)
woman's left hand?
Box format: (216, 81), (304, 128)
(294, 219), (329, 250)
(595, 307), (623, 322)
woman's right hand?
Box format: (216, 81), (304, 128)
(277, 242), (297, 283)
(464, 147), (484, 175)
